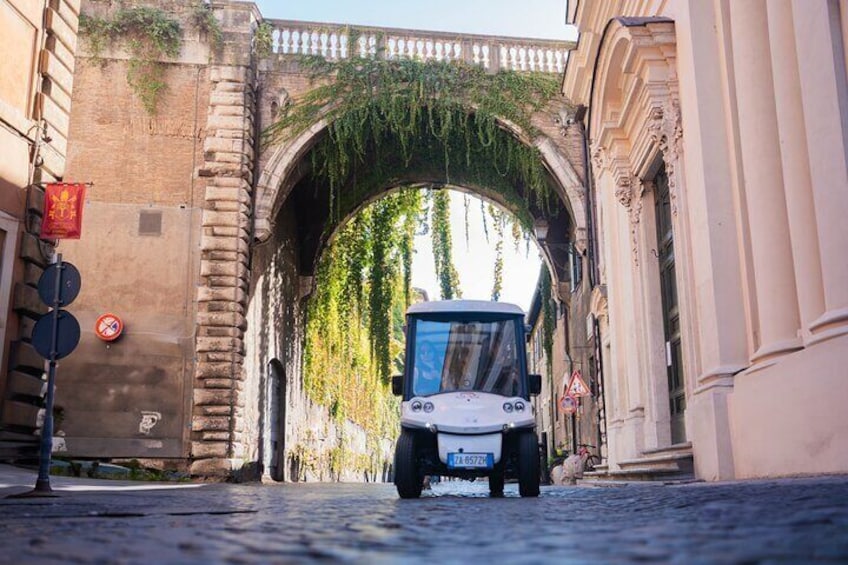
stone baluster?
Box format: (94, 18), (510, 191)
(329, 33), (338, 60)
(527, 48), (537, 71)
(261, 22), (572, 73)
(286, 30), (296, 54)
(270, 28), (279, 54)
(340, 33), (349, 59)
(301, 30), (310, 54)
(291, 30), (300, 54)
(488, 43), (499, 72)
(310, 31), (319, 56)
(284, 29), (292, 54)
(458, 39), (470, 64)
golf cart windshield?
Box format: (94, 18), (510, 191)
(410, 317), (521, 397)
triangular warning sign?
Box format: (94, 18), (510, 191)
(566, 370), (591, 397)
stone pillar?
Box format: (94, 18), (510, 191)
(669, 0), (750, 385)
(729, 0), (802, 364)
(190, 3), (258, 476)
(792, 0), (848, 340)
(766, 3), (825, 339)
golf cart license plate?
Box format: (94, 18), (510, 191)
(447, 453), (493, 469)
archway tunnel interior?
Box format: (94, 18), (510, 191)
(242, 105), (582, 482)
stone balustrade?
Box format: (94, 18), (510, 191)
(264, 19), (574, 73)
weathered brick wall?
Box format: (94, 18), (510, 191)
(59, 46), (210, 459)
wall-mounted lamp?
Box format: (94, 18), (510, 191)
(533, 218), (549, 242)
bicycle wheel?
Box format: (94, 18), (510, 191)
(584, 455), (601, 472)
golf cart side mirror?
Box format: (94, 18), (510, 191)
(391, 375), (404, 396)
(528, 374), (542, 396)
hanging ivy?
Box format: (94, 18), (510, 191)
(430, 190), (462, 300)
(79, 3), (223, 114)
(304, 189), (423, 443)
(490, 205), (505, 301)
(265, 57), (564, 218)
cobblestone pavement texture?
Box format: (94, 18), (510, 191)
(1, 465), (847, 564)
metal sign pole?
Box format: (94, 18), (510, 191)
(34, 253), (63, 494)
(7, 253), (81, 499)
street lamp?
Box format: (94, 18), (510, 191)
(533, 219), (582, 293)
(533, 218), (549, 242)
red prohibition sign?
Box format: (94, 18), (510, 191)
(95, 313), (123, 342)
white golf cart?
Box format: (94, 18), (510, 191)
(391, 300), (542, 498)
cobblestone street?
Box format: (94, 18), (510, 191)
(2, 465), (847, 564)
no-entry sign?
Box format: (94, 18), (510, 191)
(95, 313), (123, 341)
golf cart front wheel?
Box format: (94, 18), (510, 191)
(394, 430), (422, 499)
(517, 432), (540, 497)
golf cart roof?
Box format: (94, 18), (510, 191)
(407, 300), (524, 317)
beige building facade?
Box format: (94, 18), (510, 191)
(565, 0), (848, 480)
(0, 0), (80, 456)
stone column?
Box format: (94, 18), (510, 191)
(766, 2), (825, 338)
(668, 0), (750, 385)
(190, 3), (258, 476)
(792, 0), (848, 340)
(729, 0), (802, 363)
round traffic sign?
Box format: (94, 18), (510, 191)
(95, 313), (123, 342)
(31, 310), (81, 360)
(37, 261), (81, 307)
(559, 394), (578, 414)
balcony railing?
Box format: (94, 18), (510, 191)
(264, 20), (575, 74)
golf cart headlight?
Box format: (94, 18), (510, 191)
(502, 402), (514, 413)
(514, 401), (526, 412)
(411, 400), (423, 412)
(423, 401), (435, 413)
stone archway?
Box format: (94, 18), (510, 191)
(190, 99), (590, 477)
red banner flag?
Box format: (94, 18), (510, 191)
(41, 183), (86, 240)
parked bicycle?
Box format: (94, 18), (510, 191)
(577, 444), (602, 472)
